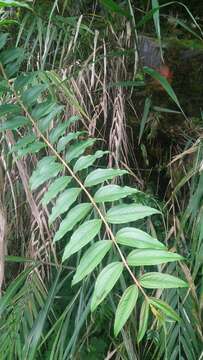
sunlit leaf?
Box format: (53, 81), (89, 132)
(72, 240), (112, 285)
(91, 262), (123, 311)
(114, 285), (138, 336)
(62, 219), (102, 261)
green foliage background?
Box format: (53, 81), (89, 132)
(0, 1), (202, 359)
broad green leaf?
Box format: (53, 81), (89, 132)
(66, 139), (96, 162)
(149, 298), (180, 321)
(0, 1), (32, 9)
(31, 101), (58, 120)
(21, 84), (47, 106)
(49, 121), (71, 144)
(30, 157), (63, 190)
(137, 300), (149, 343)
(72, 240), (112, 285)
(41, 176), (72, 206)
(139, 272), (188, 289)
(127, 249), (183, 266)
(116, 227), (165, 249)
(53, 203), (92, 242)
(10, 134), (36, 152)
(0, 33), (8, 50)
(49, 188), (81, 224)
(0, 79), (9, 95)
(84, 168), (128, 187)
(38, 105), (64, 132)
(62, 219), (102, 261)
(0, 116), (29, 131)
(94, 185), (139, 203)
(0, 104), (21, 116)
(66, 114), (81, 127)
(143, 66), (182, 111)
(106, 204), (160, 224)
(17, 141), (46, 157)
(91, 262), (123, 311)
(0, 48), (23, 65)
(114, 285), (138, 336)
(14, 72), (36, 91)
(57, 131), (87, 152)
(73, 150), (109, 173)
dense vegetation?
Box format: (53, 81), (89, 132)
(0, 1), (202, 359)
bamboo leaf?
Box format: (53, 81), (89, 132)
(57, 131), (87, 152)
(53, 203), (92, 242)
(137, 300), (149, 343)
(139, 272), (188, 289)
(66, 139), (96, 162)
(91, 262), (123, 311)
(0, 103), (21, 116)
(30, 157), (63, 190)
(49, 121), (71, 144)
(114, 285), (138, 336)
(107, 204), (160, 224)
(149, 298), (180, 321)
(62, 219), (102, 261)
(94, 185), (139, 203)
(21, 84), (47, 106)
(127, 249), (183, 266)
(84, 168), (128, 187)
(0, 116), (29, 131)
(116, 227), (166, 249)
(0, 33), (8, 50)
(49, 188), (81, 224)
(72, 240), (112, 285)
(41, 176), (72, 206)
(73, 150), (109, 173)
